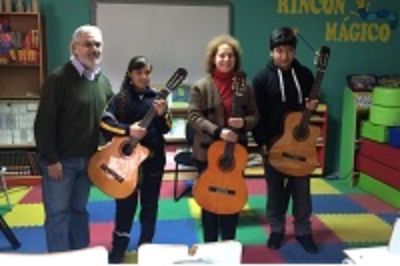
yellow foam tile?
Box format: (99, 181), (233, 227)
(124, 251), (138, 264)
(4, 203), (44, 227)
(318, 214), (392, 243)
(311, 179), (341, 195)
(242, 202), (251, 212)
(187, 198), (252, 218)
(245, 166), (263, 176)
(0, 186), (32, 205)
(188, 198), (201, 219)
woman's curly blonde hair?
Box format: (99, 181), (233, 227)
(205, 34), (242, 74)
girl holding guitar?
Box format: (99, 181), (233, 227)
(188, 34), (258, 242)
(101, 56), (171, 263)
(252, 27), (319, 254)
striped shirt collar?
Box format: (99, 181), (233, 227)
(70, 56), (101, 81)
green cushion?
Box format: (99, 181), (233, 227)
(370, 105), (400, 126)
(360, 121), (388, 143)
(372, 87), (400, 107)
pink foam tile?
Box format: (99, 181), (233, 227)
(287, 216), (341, 244)
(20, 186), (42, 204)
(260, 215), (341, 244)
(349, 194), (399, 213)
(246, 179), (267, 195)
(159, 180), (175, 198)
(242, 245), (286, 263)
(90, 222), (114, 250)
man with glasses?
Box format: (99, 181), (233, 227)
(34, 25), (113, 252)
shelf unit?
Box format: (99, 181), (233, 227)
(338, 88), (371, 183)
(0, 12), (45, 98)
(0, 12), (45, 184)
(0, 12), (44, 146)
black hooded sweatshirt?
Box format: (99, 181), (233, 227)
(252, 59), (314, 148)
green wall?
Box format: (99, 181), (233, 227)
(231, 0), (400, 174)
(40, 0), (91, 72)
(40, 0), (400, 175)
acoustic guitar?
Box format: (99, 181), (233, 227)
(88, 68), (187, 198)
(193, 71), (249, 214)
(268, 46), (330, 177)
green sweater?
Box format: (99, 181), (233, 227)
(34, 62), (113, 164)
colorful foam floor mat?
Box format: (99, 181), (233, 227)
(1, 178), (399, 264)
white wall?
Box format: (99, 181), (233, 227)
(96, 2), (230, 91)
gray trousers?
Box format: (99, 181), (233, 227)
(265, 164), (312, 236)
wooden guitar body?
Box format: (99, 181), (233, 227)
(88, 67), (187, 199)
(88, 136), (149, 199)
(268, 111), (320, 177)
(193, 140), (248, 214)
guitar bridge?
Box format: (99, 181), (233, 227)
(282, 152), (306, 162)
(100, 164), (124, 183)
(208, 186), (235, 196)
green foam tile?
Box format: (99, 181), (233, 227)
(246, 195), (266, 217)
(89, 186), (112, 201)
(157, 198), (193, 220)
(236, 215), (267, 245)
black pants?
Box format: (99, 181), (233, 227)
(112, 155), (165, 250)
(265, 163), (312, 236)
(196, 161), (239, 242)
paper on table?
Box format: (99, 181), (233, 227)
(343, 246), (399, 264)
(138, 240), (242, 264)
(389, 218), (400, 255)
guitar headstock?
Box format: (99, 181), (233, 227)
(314, 46), (330, 72)
(233, 71), (246, 96)
(160, 67), (188, 99)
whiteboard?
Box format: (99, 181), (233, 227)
(95, 1), (230, 91)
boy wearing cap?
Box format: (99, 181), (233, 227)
(252, 26), (319, 254)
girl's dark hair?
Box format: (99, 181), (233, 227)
(117, 56), (152, 120)
(120, 56), (152, 91)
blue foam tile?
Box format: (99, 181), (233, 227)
(312, 195), (367, 214)
(378, 213), (400, 226)
(87, 200), (116, 222)
(127, 219), (199, 251)
(280, 242), (347, 264)
(0, 226), (46, 253)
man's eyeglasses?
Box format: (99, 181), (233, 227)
(79, 41), (102, 48)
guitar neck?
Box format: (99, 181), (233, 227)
(308, 68), (325, 100)
(139, 108), (157, 129)
(299, 68), (325, 128)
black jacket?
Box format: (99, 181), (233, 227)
(100, 85), (172, 157)
(252, 59), (314, 148)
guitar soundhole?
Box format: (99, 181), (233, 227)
(218, 156), (235, 172)
(121, 141), (135, 156)
(293, 126), (309, 141)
